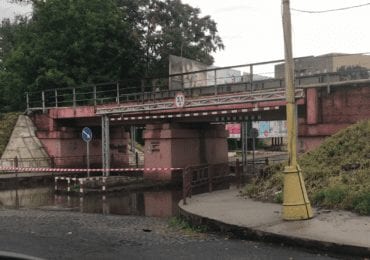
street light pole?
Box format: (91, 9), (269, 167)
(281, 0), (313, 220)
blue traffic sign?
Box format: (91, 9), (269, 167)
(82, 127), (92, 142)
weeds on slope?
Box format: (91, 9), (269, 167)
(242, 120), (370, 215)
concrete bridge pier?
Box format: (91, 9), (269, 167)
(32, 113), (129, 169)
(299, 85), (370, 152)
(298, 87), (324, 152)
(143, 123), (229, 181)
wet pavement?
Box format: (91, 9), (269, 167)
(0, 185), (345, 259)
(179, 188), (370, 258)
(0, 209), (338, 259)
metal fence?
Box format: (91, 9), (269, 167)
(182, 163), (230, 205)
(26, 57), (370, 112)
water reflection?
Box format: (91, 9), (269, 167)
(144, 191), (181, 217)
(0, 187), (182, 218)
(0, 187), (53, 209)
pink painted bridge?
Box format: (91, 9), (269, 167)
(26, 61), (370, 180)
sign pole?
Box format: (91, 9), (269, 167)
(82, 127), (93, 178)
(87, 141), (90, 177)
(252, 134), (255, 175)
(251, 128), (259, 176)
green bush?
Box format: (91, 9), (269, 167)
(354, 200), (370, 215)
(312, 190), (326, 205)
(274, 191), (283, 204)
(323, 186), (348, 206)
(311, 186), (348, 208)
(351, 192), (370, 215)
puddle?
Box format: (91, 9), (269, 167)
(0, 186), (182, 218)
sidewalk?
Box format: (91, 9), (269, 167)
(178, 188), (370, 257)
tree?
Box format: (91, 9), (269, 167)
(0, 0), (224, 111)
(118, 0), (224, 76)
(0, 16), (31, 111)
(1, 0), (143, 103)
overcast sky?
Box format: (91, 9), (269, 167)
(182, 0), (370, 67)
(1, 1), (32, 20)
(1, 0), (370, 68)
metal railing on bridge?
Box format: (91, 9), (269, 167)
(25, 57), (370, 112)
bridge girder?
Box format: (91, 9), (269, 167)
(96, 89), (304, 116)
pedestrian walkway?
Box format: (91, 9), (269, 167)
(178, 188), (370, 257)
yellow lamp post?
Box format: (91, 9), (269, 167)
(281, 0), (313, 220)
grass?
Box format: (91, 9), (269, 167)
(0, 112), (21, 157)
(168, 217), (208, 233)
(242, 120), (370, 215)
(242, 163), (285, 201)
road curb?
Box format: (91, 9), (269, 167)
(179, 202), (370, 258)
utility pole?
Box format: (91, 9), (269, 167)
(281, 0), (313, 220)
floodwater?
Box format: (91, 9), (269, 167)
(0, 186), (182, 218)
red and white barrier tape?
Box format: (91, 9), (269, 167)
(0, 167), (183, 173)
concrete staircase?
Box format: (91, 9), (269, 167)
(127, 142), (144, 167)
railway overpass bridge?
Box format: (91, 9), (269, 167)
(25, 60), (370, 180)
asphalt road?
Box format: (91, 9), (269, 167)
(0, 209), (340, 260)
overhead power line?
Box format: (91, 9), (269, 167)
(291, 2), (370, 13)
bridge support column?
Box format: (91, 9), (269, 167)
(299, 88), (321, 152)
(306, 88), (319, 125)
(143, 123), (229, 182)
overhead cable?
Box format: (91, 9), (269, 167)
(292, 2), (370, 13)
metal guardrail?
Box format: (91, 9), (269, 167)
(182, 163), (230, 205)
(25, 57), (370, 112)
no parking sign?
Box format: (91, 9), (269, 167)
(174, 92), (185, 108)
(82, 127), (92, 142)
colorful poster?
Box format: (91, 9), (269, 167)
(252, 121), (287, 138)
(258, 121), (270, 138)
(225, 123), (241, 138)
(225, 121), (286, 139)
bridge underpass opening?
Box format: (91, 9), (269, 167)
(100, 101), (294, 182)
(226, 118), (288, 176)
(142, 122), (229, 182)
(101, 116), (148, 176)
(128, 125), (145, 168)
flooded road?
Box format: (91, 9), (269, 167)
(0, 186), (182, 218)
(0, 186), (341, 259)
